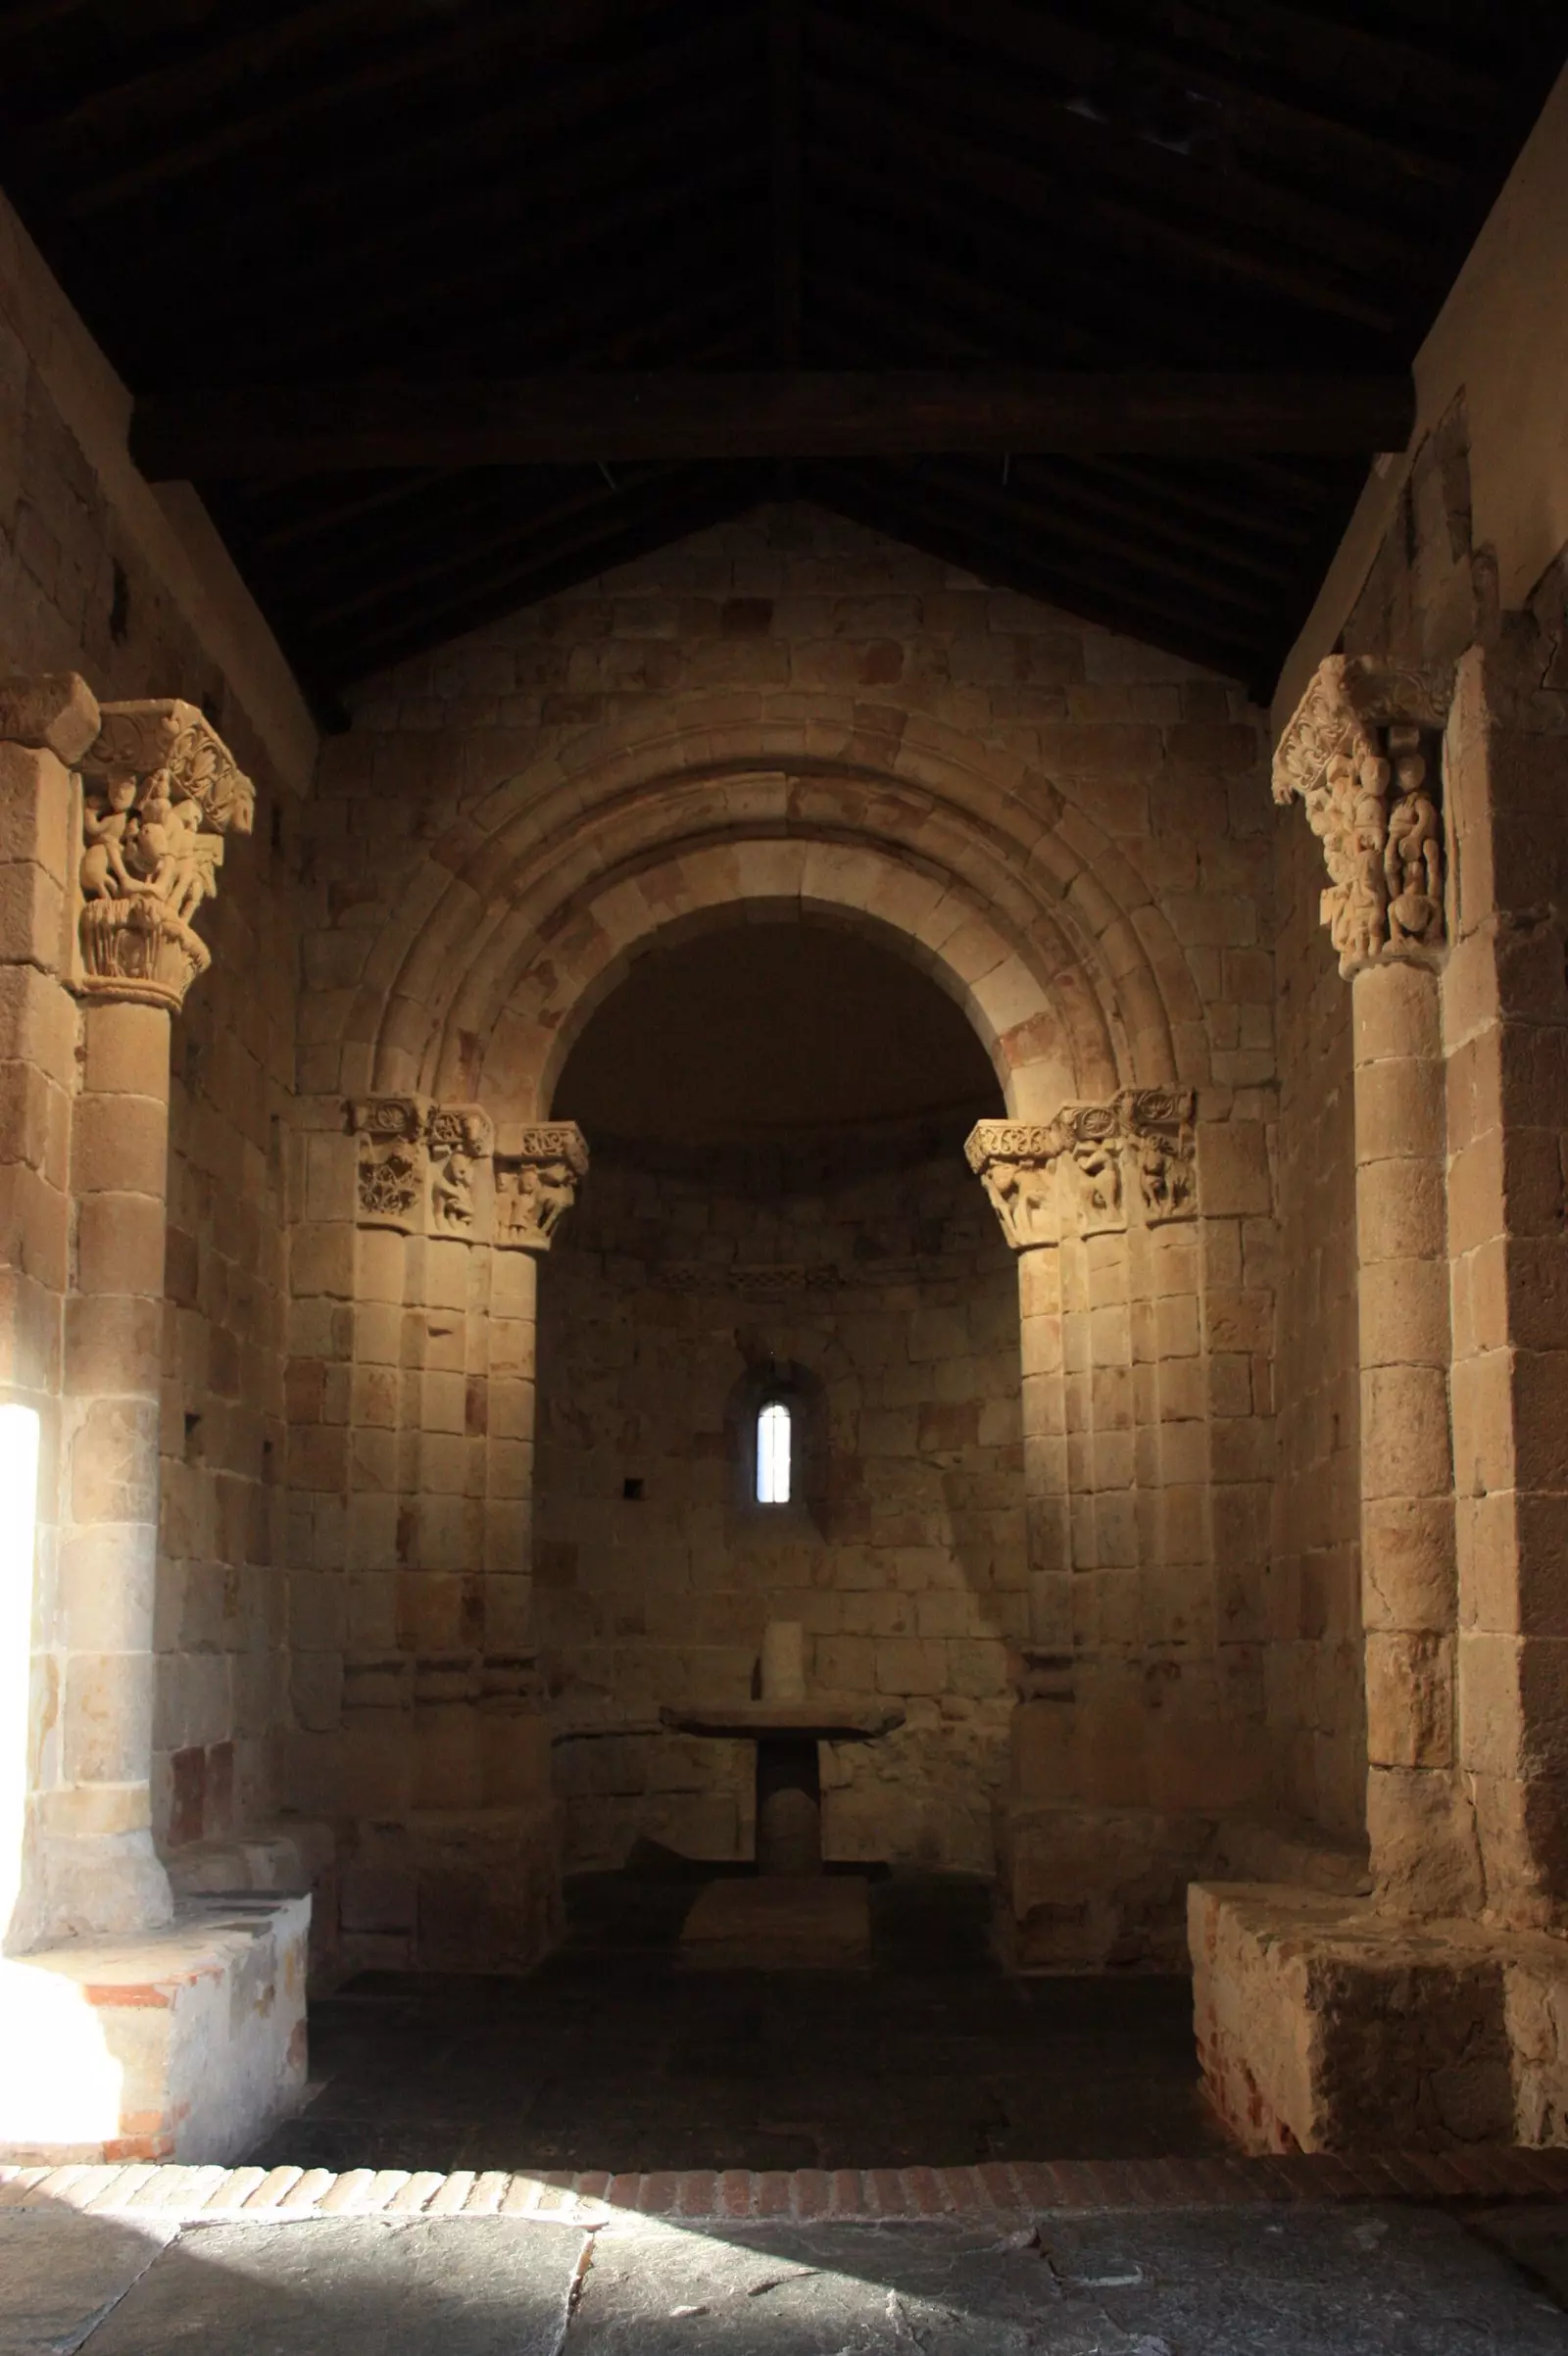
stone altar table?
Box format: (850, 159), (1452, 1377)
(660, 1698), (906, 1875)
(661, 1685), (905, 1969)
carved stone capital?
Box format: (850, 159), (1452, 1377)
(966, 1089), (1197, 1250)
(1272, 654), (1453, 978)
(74, 699), (256, 1010)
(494, 1123), (589, 1253)
(349, 1095), (431, 1234)
(964, 1119), (1065, 1250)
(347, 1103), (588, 1249)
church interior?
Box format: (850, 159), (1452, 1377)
(4, 3), (1568, 2345)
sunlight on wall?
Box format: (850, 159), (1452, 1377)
(0, 1403), (39, 1949)
(0, 1961), (123, 2145)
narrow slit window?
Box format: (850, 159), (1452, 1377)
(756, 1399), (792, 1505)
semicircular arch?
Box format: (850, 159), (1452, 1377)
(342, 711), (1201, 1120)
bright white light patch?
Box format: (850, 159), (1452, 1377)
(0, 1402), (40, 1945)
(756, 1400), (792, 1505)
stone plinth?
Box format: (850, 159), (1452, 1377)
(1191, 1881), (1568, 2153)
(680, 1876), (872, 1970)
(0, 1896), (309, 2164)
(165, 1818), (339, 1990)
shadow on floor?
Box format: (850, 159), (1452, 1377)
(247, 1866), (1232, 2175)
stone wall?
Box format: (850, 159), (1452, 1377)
(0, 202), (307, 1880)
(536, 1132), (1021, 1875)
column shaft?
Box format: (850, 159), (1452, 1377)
(1351, 959), (1476, 1910)
(54, 999), (175, 1933)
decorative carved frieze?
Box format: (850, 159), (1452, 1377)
(1272, 654), (1452, 978)
(494, 1123), (589, 1253)
(966, 1090), (1198, 1250)
(74, 699), (256, 1011)
(349, 1095), (432, 1234)
(346, 1103), (587, 1249)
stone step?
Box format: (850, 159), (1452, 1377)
(4, 2150), (1568, 2225)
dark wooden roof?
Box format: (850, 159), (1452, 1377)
(3, 0), (1562, 711)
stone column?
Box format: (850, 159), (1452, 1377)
(965, 1120), (1070, 1672)
(485, 1120), (589, 1772)
(1351, 959), (1474, 1909)
(1273, 655), (1475, 1912)
(52, 701), (255, 1938)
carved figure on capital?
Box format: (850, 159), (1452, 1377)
(967, 1090), (1198, 1249)
(74, 700), (255, 1011)
(348, 1095), (432, 1234)
(494, 1124), (589, 1253)
(428, 1104), (494, 1238)
(1061, 1104), (1123, 1234)
(1272, 655), (1451, 978)
(964, 1121), (1063, 1251)
(1124, 1087), (1197, 1223)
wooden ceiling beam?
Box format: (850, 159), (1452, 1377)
(893, 0), (1462, 194)
(56, 0), (687, 216)
(103, 8), (758, 272)
(229, 145), (758, 368)
(769, 0), (803, 365)
(811, 12), (1427, 285)
(132, 369), (1414, 476)
(802, 74), (1395, 335)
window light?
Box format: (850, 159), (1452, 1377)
(756, 1399), (792, 1505)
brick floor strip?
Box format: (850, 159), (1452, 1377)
(8, 2153), (1568, 2223)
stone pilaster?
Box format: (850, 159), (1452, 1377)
(332, 1104), (585, 1967)
(1442, 638), (1568, 1927)
(967, 1094), (1200, 1793)
(0, 676), (99, 1952)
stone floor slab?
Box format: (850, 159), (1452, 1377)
(0, 2210), (177, 2356)
(1470, 2203), (1568, 2308)
(566, 2209), (1568, 2354)
(67, 2218), (586, 2355)
(248, 1873), (1228, 2174)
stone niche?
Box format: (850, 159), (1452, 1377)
(537, 1133), (1022, 1872)
(534, 920), (1022, 1878)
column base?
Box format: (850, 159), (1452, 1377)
(1191, 1881), (1568, 2153)
(0, 1895), (309, 2164)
